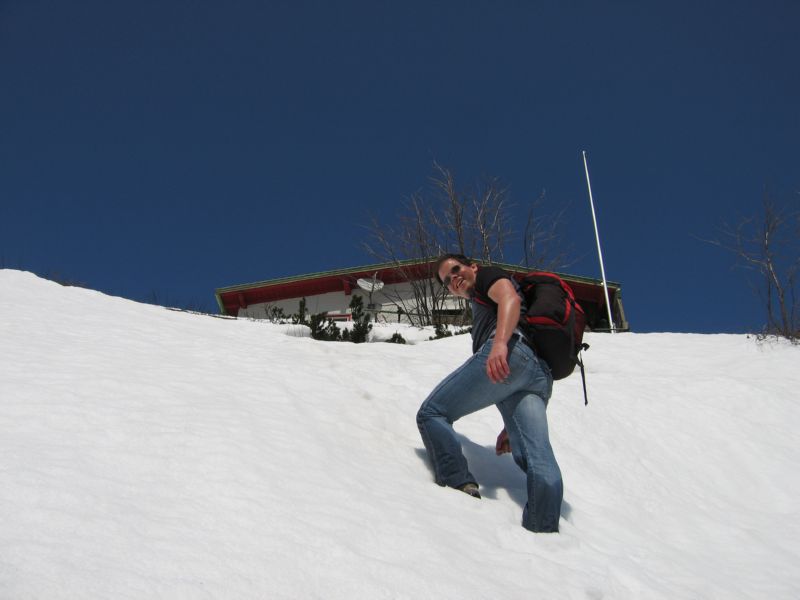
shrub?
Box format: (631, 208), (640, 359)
(348, 295), (372, 343)
(386, 332), (407, 344)
(308, 313), (342, 341)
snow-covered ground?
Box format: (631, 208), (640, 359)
(1, 269), (798, 599)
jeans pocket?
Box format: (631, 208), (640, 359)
(526, 354), (553, 401)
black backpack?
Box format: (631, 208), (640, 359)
(517, 272), (590, 404)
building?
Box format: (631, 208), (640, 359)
(215, 259), (628, 331)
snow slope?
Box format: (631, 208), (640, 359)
(1, 270), (798, 599)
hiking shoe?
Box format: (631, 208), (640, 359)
(458, 483), (481, 499)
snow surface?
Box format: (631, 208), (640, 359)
(1, 269), (798, 599)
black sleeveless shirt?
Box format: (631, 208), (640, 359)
(469, 266), (526, 354)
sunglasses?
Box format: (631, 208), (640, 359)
(441, 264), (462, 288)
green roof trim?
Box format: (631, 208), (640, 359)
(492, 261), (622, 289)
(215, 258), (621, 297)
(214, 258), (431, 295)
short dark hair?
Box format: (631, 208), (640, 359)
(434, 253), (474, 284)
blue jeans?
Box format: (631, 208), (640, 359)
(416, 335), (563, 533)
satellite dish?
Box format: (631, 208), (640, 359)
(356, 277), (384, 292)
(356, 273), (385, 320)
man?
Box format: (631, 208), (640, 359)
(416, 254), (563, 533)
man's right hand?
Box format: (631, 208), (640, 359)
(486, 341), (510, 383)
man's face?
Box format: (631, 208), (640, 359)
(438, 259), (478, 298)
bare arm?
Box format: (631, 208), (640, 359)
(485, 278), (521, 383)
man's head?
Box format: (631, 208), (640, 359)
(435, 253), (479, 298)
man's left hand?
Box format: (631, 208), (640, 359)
(495, 428), (511, 455)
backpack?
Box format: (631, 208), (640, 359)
(472, 269), (591, 404)
(516, 272), (590, 404)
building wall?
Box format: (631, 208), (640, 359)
(237, 280), (464, 323)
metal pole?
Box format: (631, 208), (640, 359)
(582, 151), (617, 333)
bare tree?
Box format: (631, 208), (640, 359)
(364, 163), (572, 326)
(364, 193), (454, 327)
(708, 192), (799, 342)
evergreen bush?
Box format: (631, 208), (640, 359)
(348, 295), (372, 343)
(386, 332), (406, 344)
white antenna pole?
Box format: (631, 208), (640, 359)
(582, 151), (617, 333)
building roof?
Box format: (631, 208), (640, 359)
(214, 258), (622, 317)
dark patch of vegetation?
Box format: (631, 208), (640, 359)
(386, 332), (407, 344)
(429, 324), (471, 341)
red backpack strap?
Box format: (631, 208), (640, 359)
(473, 292), (491, 307)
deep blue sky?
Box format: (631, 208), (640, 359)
(2, 1), (798, 332)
